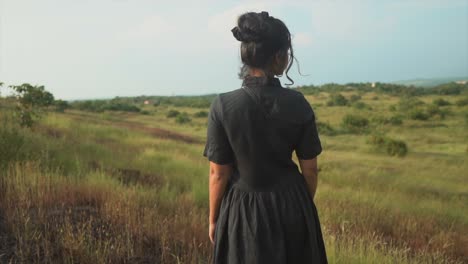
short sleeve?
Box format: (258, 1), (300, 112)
(295, 96), (323, 160)
(203, 95), (234, 164)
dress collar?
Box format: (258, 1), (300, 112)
(241, 76), (282, 88)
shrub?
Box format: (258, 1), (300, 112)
(9, 83), (55, 127)
(71, 100), (141, 113)
(386, 139), (408, 157)
(433, 82), (464, 95)
(455, 97), (468, 107)
(106, 103), (141, 112)
(367, 133), (408, 157)
(166, 109), (180, 118)
(326, 93), (348, 106)
(141, 110), (151, 115)
(397, 97), (425, 112)
(175, 112), (191, 124)
(72, 100), (106, 112)
(349, 94), (361, 102)
(387, 115), (403, 125)
(371, 115), (403, 126)
(341, 114), (369, 133)
(426, 105), (448, 119)
(54, 100), (69, 113)
(432, 98), (451, 106)
(317, 121), (336, 136)
(352, 101), (371, 110)
(409, 109), (429, 120)
(193, 111), (208, 118)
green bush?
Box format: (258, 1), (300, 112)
(341, 114), (369, 133)
(141, 110), (151, 115)
(105, 103), (141, 112)
(409, 109), (429, 120)
(371, 115), (403, 126)
(72, 100), (106, 112)
(317, 121), (336, 136)
(432, 98), (451, 106)
(166, 109), (180, 118)
(386, 139), (408, 157)
(397, 97), (425, 112)
(175, 112), (191, 124)
(387, 115), (403, 125)
(349, 94), (361, 102)
(433, 82), (464, 95)
(426, 105), (448, 120)
(54, 100), (69, 113)
(72, 100), (141, 113)
(352, 101), (371, 110)
(326, 93), (348, 106)
(9, 83), (55, 127)
(455, 97), (468, 107)
(367, 133), (408, 157)
(193, 111), (208, 118)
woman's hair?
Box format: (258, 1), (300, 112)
(232, 11), (296, 85)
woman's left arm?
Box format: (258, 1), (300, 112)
(209, 161), (233, 244)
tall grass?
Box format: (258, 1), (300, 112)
(1, 90), (467, 263)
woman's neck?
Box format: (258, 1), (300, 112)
(249, 68), (268, 77)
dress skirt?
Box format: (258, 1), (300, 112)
(212, 173), (328, 264)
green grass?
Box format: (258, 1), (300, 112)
(1, 90), (467, 263)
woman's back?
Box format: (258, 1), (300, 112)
(204, 76), (322, 192)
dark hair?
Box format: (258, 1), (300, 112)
(232, 11), (296, 85)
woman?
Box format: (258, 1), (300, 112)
(203, 11), (327, 264)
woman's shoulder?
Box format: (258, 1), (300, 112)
(213, 87), (315, 121)
(208, 89), (247, 120)
(279, 87), (307, 101)
(216, 88), (251, 108)
(278, 89), (315, 119)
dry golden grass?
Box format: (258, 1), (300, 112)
(1, 90), (467, 263)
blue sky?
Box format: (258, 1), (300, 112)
(1, 0), (467, 100)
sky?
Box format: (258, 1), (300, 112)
(0, 0), (467, 100)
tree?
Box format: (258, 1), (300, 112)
(54, 99), (70, 113)
(9, 83), (54, 127)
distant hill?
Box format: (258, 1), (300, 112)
(392, 76), (468, 87)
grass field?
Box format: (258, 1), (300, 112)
(1, 88), (467, 263)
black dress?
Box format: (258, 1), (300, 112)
(203, 76), (328, 264)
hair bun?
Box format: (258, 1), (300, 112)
(231, 11), (271, 43)
(260, 11), (269, 19)
(231, 26), (244, 42)
(231, 26), (264, 42)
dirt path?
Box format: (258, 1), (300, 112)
(66, 112), (203, 144)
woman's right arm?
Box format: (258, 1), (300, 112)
(298, 157), (319, 201)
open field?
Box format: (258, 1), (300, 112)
(1, 85), (467, 263)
